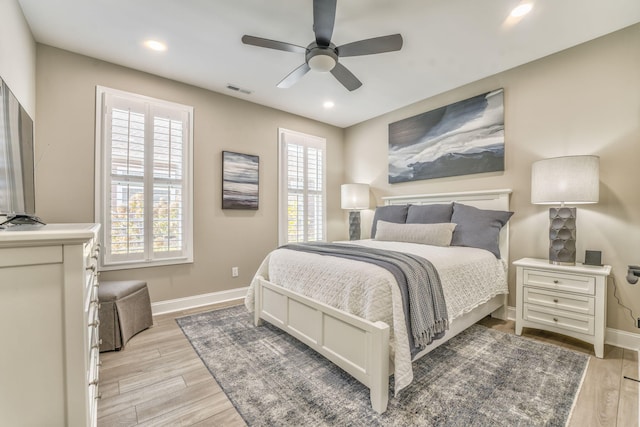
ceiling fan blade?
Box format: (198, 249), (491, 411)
(313, 0), (337, 47)
(330, 62), (362, 91)
(277, 63), (311, 88)
(242, 35), (306, 54)
(338, 34), (403, 57)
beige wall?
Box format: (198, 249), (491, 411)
(25, 18), (640, 334)
(35, 45), (346, 302)
(0, 0), (36, 116)
(344, 23), (640, 334)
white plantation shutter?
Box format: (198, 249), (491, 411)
(96, 87), (193, 269)
(278, 128), (326, 245)
(151, 111), (185, 256)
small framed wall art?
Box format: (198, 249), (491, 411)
(222, 151), (259, 210)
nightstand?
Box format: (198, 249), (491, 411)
(514, 257), (612, 358)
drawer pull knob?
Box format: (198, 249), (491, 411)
(553, 299), (559, 303)
(96, 394), (102, 400)
(553, 317), (558, 322)
(86, 264), (97, 272)
(88, 320), (100, 328)
(553, 280), (559, 284)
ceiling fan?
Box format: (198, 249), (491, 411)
(241, 0), (403, 91)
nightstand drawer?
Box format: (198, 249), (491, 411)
(523, 287), (594, 316)
(524, 304), (594, 335)
(523, 269), (595, 295)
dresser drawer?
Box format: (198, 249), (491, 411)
(84, 238), (98, 267)
(84, 270), (99, 311)
(87, 345), (100, 427)
(88, 346), (100, 386)
(87, 300), (100, 356)
(84, 258), (98, 294)
(523, 287), (594, 316)
(524, 303), (594, 335)
(88, 381), (99, 427)
(523, 269), (595, 295)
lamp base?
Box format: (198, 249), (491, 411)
(548, 207), (576, 265)
(348, 211), (361, 241)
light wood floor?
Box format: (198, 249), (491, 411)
(98, 302), (639, 426)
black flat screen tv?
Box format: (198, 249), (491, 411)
(0, 76), (41, 226)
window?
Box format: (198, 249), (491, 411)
(278, 128), (326, 245)
(95, 86), (193, 270)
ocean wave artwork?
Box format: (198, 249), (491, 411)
(222, 151), (259, 209)
(388, 89), (504, 183)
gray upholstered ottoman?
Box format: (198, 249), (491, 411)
(98, 280), (153, 352)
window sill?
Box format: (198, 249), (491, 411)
(100, 256), (193, 271)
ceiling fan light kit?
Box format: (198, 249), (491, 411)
(242, 0), (403, 91)
(307, 44), (338, 72)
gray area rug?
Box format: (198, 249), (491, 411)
(176, 305), (588, 426)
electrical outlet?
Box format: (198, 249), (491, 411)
(232, 267), (239, 277)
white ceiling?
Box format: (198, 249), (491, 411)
(17, 0), (640, 128)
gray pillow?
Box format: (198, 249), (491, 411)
(406, 203), (453, 224)
(450, 202), (513, 258)
(371, 205), (408, 238)
(375, 220), (456, 246)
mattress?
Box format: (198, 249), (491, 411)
(245, 239), (508, 395)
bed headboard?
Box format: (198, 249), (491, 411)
(382, 189), (512, 262)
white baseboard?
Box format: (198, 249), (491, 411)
(506, 305), (516, 321)
(605, 327), (640, 351)
(151, 287), (248, 316)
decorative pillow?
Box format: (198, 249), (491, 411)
(371, 205), (409, 238)
(450, 202), (514, 258)
(406, 203), (453, 224)
(375, 220), (457, 246)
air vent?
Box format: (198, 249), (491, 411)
(226, 84), (252, 95)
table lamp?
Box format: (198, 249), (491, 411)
(341, 183), (369, 240)
(531, 155), (599, 265)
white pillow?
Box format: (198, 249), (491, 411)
(374, 220), (456, 246)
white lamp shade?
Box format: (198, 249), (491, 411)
(308, 54), (336, 72)
(341, 183), (369, 210)
(531, 155), (599, 205)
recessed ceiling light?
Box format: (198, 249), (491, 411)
(323, 101), (335, 109)
(510, 3), (533, 17)
(144, 40), (167, 52)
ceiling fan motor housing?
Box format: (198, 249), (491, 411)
(241, 0), (402, 90)
(306, 42), (338, 72)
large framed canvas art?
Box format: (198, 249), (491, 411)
(222, 151), (259, 210)
(388, 89), (504, 183)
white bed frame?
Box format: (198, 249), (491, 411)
(252, 189), (512, 414)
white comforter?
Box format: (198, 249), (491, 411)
(245, 240), (508, 396)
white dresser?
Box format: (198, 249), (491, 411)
(514, 257), (611, 358)
(0, 223), (101, 426)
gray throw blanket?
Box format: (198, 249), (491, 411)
(281, 243), (449, 355)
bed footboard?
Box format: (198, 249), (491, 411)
(253, 275), (390, 414)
